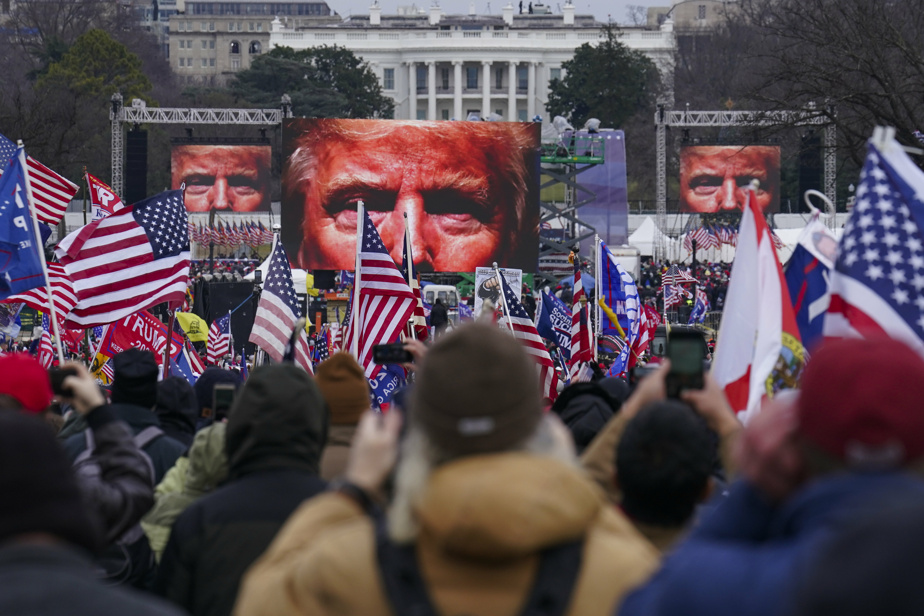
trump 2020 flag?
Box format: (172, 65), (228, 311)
(535, 290), (571, 362)
(825, 132), (924, 355)
(54, 190), (190, 327)
(0, 148), (44, 299)
(784, 214), (837, 351)
(599, 240), (640, 376)
(713, 189), (805, 422)
(688, 288), (711, 325)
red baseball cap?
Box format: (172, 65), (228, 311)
(0, 353), (54, 414)
(798, 336), (924, 468)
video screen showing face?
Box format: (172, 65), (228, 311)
(171, 144), (272, 213)
(679, 145), (781, 214)
(281, 119), (541, 273)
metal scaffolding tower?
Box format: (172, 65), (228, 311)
(653, 104), (837, 261)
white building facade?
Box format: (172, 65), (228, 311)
(270, 5), (675, 121)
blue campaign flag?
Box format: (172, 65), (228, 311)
(535, 290), (572, 361)
(170, 353), (197, 386)
(784, 217), (836, 351)
(369, 360), (405, 409)
(458, 302), (474, 321)
(600, 240), (640, 377)
(0, 147), (44, 299)
(688, 288), (710, 325)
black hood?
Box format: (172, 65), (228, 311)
(225, 364), (328, 480)
(552, 382), (617, 454)
(154, 377), (199, 448)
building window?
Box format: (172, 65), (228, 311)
(698, 4), (706, 18)
(416, 65), (427, 92)
(210, 58), (216, 67)
(495, 108), (503, 117)
(232, 58), (241, 69)
(178, 57), (184, 67)
(441, 109), (450, 120)
(201, 22), (207, 31)
(256, 22), (263, 31)
(249, 41), (261, 54)
(210, 40), (215, 49)
(517, 66), (528, 90)
(383, 68), (395, 90)
(416, 109), (427, 120)
(549, 67), (561, 82)
(441, 67), (450, 89)
(495, 67), (503, 89)
(187, 39), (193, 48)
(249, 22), (255, 31)
(518, 109), (527, 121)
(201, 40), (208, 49)
(178, 39), (185, 48)
(201, 58), (208, 67)
(209, 22), (215, 31)
(230, 41), (240, 54)
(466, 66), (478, 89)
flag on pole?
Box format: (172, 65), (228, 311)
(85, 172), (125, 221)
(600, 240), (641, 375)
(343, 207), (417, 380)
(0, 147), (45, 299)
(568, 254), (593, 381)
(688, 288), (711, 324)
(207, 313), (232, 365)
(249, 238), (314, 373)
(54, 189), (190, 327)
(37, 312), (54, 368)
(825, 133), (924, 356)
(0, 134), (77, 226)
(661, 264), (698, 286)
(496, 271), (558, 402)
(239, 349), (248, 380)
(401, 226), (429, 341)
(3, 263), (79, 327)
(632, 304), (661, 359)
(784, 214), (836, 351)
(535, 290), (572, 361)
(712, 189), (805, 422)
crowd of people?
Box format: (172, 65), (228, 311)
(1, 319), (921, 616)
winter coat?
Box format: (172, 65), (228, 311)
(154, 365), (328, 616)
(154, 377), (200, 450)
(619, 473), (924, 616)
(142, 423), (229, 561)
(63, 403), (188, 485)
(234, 453), (659, 616)
(320, 424), (356, 481)
(552, 383), (618, 454)
(0, 544), (185, 616)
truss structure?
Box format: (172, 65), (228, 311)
(109, 93), (292, 197)
(653, 105), (837, 261)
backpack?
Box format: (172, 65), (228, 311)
(374, 514), (584, 616)
(74, 425), (164, 588)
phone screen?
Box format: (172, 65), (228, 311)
(669, 338), (704, 374)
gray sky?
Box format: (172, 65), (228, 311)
(325, 0), (667, 25)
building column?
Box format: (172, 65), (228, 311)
(453, 61), (463, 120)
(507, 61), (517, 121)
(482, 61), (491, 118)
(427, 61), (437, 120)
(527, 62), (537, 119)
(408, 61), (417, 120)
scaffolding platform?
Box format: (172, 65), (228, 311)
(540, 134), (606, 164)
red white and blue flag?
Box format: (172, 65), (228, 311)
(37, 312), (54, 368)
(207, 313), (231, 365)
(0, 134), (78, 226)
(569, 254), (593, 381)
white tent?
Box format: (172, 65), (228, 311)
(244, 253), (309, 291)
(629, 216), (677, 257)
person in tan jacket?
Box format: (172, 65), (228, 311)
(234, 323), (658, 616)
(315, 353), (370, 481)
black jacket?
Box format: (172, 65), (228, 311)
(154, 364), (329, 616)
(63, 403), (188, 485)
(0, 544), (185, 616)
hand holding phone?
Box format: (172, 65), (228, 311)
(372, 343), (414, 365)
(665, 331), (705, 398)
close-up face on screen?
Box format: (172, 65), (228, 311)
(679, 145), (781, 214)
(171, 144), (272, 213)
(280, 118), (540, 273)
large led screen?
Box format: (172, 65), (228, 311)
(171, 144), (272, 213)
(281, 119), (541, 273)
(679, 145), (781, 214)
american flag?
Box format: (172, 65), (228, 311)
(569, 255), (593, 380)
(633, 305), (661, 358)
(37, 312), (54, 368)
(701, 224), (721, 249)
(825, 137), (924, 353)
(207, 312), (231, 365)
(661, 264), (698, 286)
(0, 134), (78, 226)
(259, 221), (274, 245)
(401, 227), (429, 341)
(496, 270), (558, 402)
(663, 284), (689, 309)
(2, 259), (78, 328)
(54, 190), (190, 327)
(316, 325), (330, 363)
(249, 238), (313, 373)
(769, 227), (785, 250)
(343, 207), (416, 380)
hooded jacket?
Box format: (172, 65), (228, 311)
(154, 365), (328, 616)
(141, 422), (229, 561)
(234, 453), (658, 616)
(154, 377), (199, 450)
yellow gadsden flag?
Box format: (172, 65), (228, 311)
(175, 312), (208, 343)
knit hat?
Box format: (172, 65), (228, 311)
(0, 353), (53, 413)
(0, 412), (101, 552)
(110, 348), (159, 409)
(194, 367), (240, 414)
(315, 352), (370, 425)
(411, 322), (542, 457)
(798, 336), (924, 468)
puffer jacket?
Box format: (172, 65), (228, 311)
(234, 453), (659, 616)
(141, 422), (228, 560)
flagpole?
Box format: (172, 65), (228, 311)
(594, 234), (601, 363)
(350, 201), (364, 358)
(492, 263), (515, 333)
(403, 212), (417, 341)
(18, 143), (65, 365)
(163, 308), (177, 378)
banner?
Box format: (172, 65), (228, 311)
(99, 310), (184, 365)
(474, 267), (522, 318)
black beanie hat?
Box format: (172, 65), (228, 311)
(110, 348), (159, 409)
(0, 413), (101, 553)
(194, 367), (241, 414)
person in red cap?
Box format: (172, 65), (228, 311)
(620, 335), (924, 616)
(0, 353), (54, 415)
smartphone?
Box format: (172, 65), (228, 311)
(372, 343), (413, 365)
(48, 366), (79, 396)
(665, 331), (705, 398)
(212, 383), (237, 420)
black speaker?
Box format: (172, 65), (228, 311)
(205, 282), (259, 356)
(125, 129), (148, 205)
(313, 270), (336, 290)
(308, 298), (328, 331)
